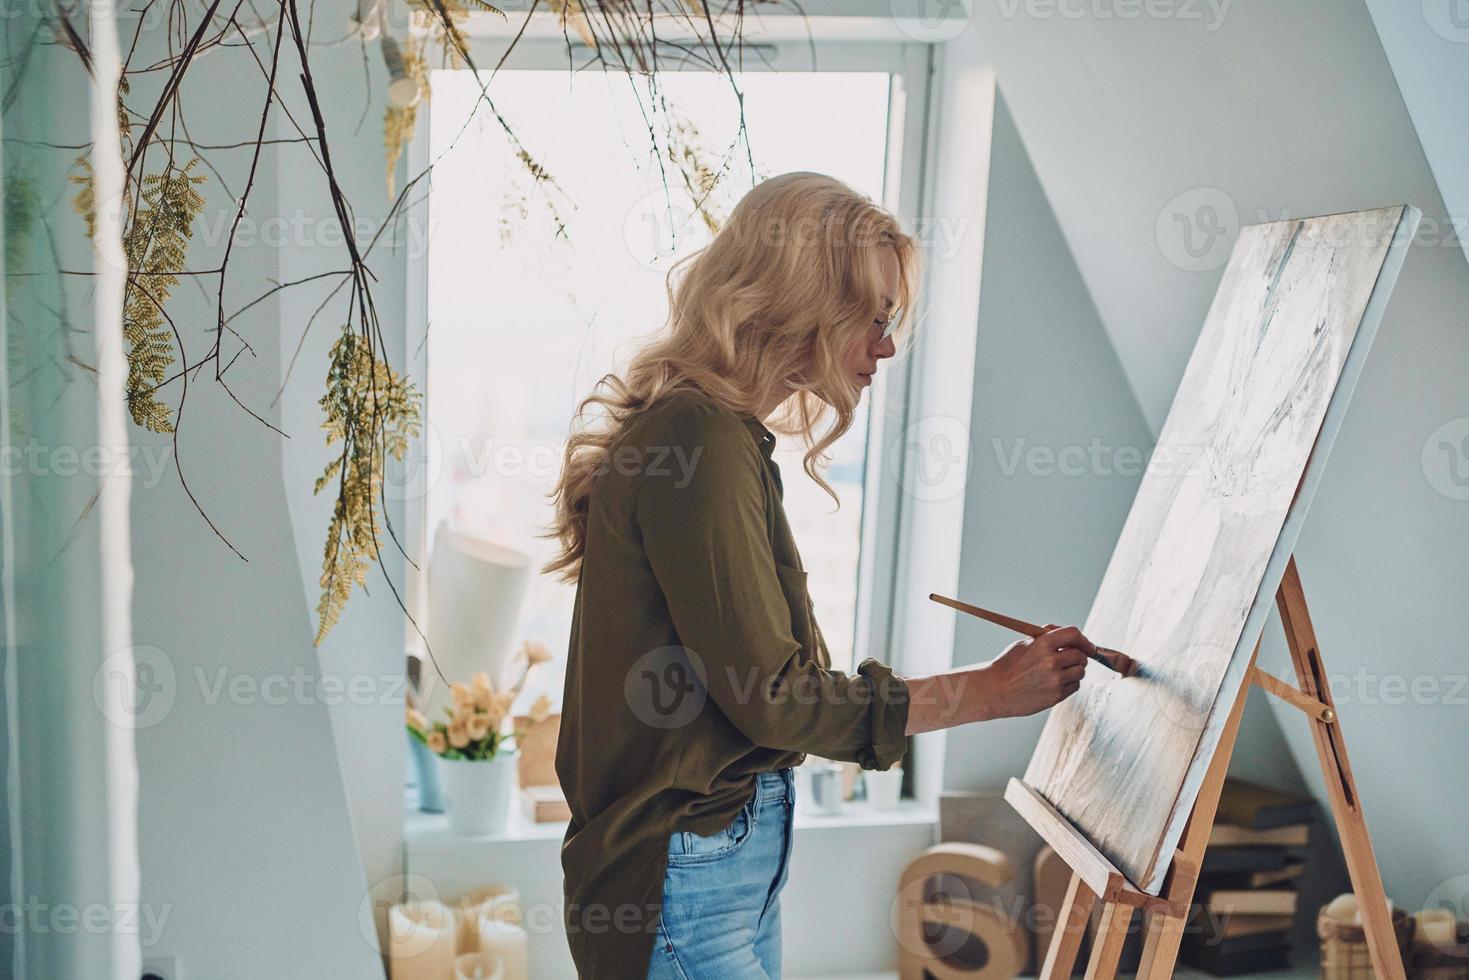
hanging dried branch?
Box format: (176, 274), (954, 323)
(71, 155), (207, 432)
(38, 0), (775, 646)
(409, 0), (501, 67)
(120, 159), (206, 432)
(313, 328), (421, 644)
(383, 33), (428, 196)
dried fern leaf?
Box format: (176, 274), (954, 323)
(313, 328), (421, 644)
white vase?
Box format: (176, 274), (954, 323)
(439, 753), (518, 836)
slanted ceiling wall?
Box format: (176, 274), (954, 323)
(944, 91), (1154, 790)
(1363, 0), (1469, 275)
(131, 6), (399, 976)
(940, 80), (1353, 946)
(944, 0), (1469, 911)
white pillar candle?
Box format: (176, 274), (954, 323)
(454, 952), (504, 980)
(388, 900), (456, 980)
(476, 918), (528, 980)
(452, 884), (521, 952)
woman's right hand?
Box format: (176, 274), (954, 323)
(900, 624), (1100, 735)
(981, 625), (1094, 718)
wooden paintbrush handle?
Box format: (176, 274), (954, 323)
(928, 593), (1045, 637)
(928, 593), (1137, 677)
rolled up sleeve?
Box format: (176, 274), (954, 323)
(633, 401), (910, 770)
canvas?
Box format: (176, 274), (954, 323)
(1023, 206), (1419, 894)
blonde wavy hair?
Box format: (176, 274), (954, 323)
(544, 171), (920, 582)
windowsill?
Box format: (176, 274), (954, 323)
(404, 788), (936, 848)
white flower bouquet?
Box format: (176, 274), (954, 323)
(408, 639), (554, 761)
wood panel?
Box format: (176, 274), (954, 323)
(1023, 206), (1419, 893)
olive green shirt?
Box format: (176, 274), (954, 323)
(555, 388), (911, 978)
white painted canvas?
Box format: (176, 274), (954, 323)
(1023, 206), (1420, 893)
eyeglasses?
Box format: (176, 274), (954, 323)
(876, 307), (903, 340)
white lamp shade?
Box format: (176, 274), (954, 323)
(422, 525), (531, 720)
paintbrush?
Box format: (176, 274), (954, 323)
(928, 593), (1140, 678)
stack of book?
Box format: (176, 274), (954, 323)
(1181, 778), (1314, 975)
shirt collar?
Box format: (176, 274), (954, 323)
(740, 414), (777, 458)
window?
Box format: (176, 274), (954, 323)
(420, 58), (922, 698)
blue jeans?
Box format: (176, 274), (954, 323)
(647, 768), (796, 979)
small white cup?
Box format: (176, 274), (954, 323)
(865, 768), (904, 810)
(805, 762), (846, 815)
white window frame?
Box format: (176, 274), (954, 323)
(401, 16), (937, 725)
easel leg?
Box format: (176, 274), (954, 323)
(1040, 872), (1095, 980)
(1136, 909), (1187, 980)
(1082, 903), (1134, 980)
(1277, 559), (1406, 980)
(1135, 636), (1261, 980)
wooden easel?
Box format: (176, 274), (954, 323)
(1004, 557), (1406, 980)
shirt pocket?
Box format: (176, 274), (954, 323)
(774, 561), (821, 667)
(667, 793), (758, 865)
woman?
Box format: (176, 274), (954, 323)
(546, 172), (1096, 979)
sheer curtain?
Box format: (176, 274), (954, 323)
(2, 3), (141, 977)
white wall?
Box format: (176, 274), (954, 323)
(123, 14), (388, 978)
(960, 0), (1439, 433)
(941, 89), (1156, 789)
(273, 6), (412, 953)
(1363, 0), (1469, 273)
(942, 0), (1469, 913)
